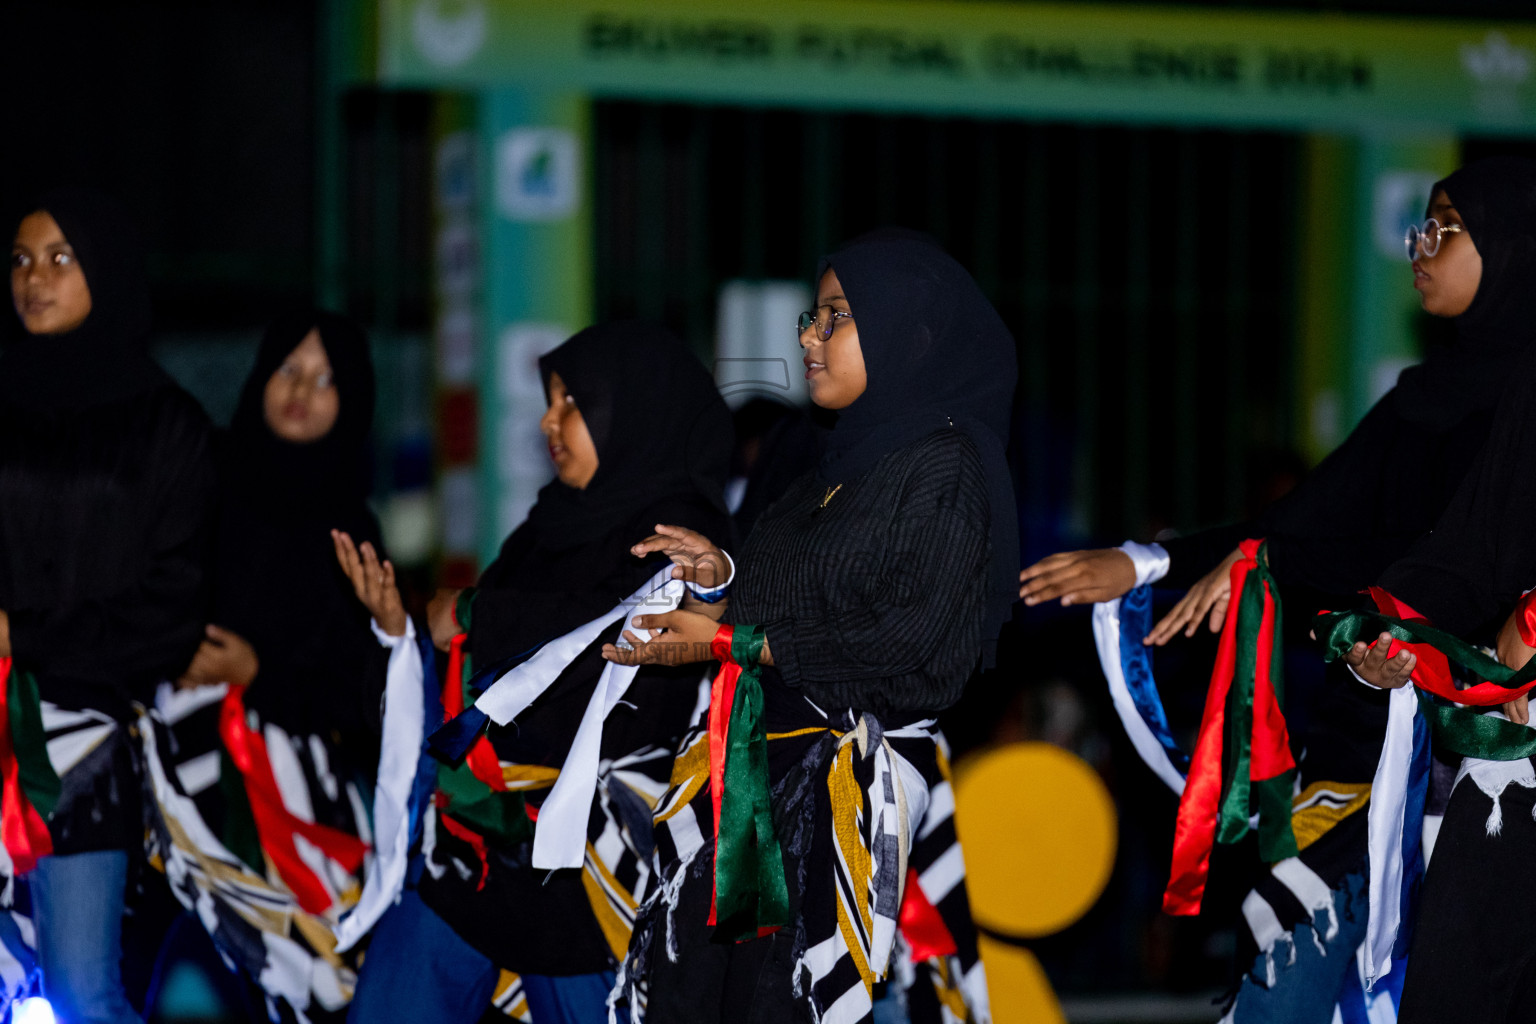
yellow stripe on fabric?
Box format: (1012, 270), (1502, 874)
(499, 763), (560, 789)
(765, 726), (836, 741)
(581, 854), (635, 960)
(927, 957), (969, 1021)
(829, 743), (875, 987)
(670, 732), (709, 788)
(1290, 779), (1371, 852)
(585, 842), (639, 914)
(656, 734), (710, 824)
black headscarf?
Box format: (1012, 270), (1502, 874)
(214, 309), (381, 734)
(224, 307), (376, 530)
(522, 321), (732, 554)
(1393, 157), (1536, 431)
(816, 230), (1019, 655)
(1, 187), (172, 412)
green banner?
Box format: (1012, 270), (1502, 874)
(371, 0), (1536, 132)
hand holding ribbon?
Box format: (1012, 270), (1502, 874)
(1316, 589), (1536, 761)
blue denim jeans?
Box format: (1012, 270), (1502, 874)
(31, 850), (143, 1024)
(350, 890), (615, 1024)
(1226, 870), (1370, 1024)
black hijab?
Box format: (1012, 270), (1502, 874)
(521, 321), (732, 554)
(1, 187), (172, 412)
(817, 230), (1019, 656)
(214, 309), (381, 733)
(1393, 157), (1536, 430)
(224, 307), (376, 531)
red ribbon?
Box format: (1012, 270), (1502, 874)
(1250, 568), (1294, 783)
(1367, 587), (1533, 707)
(0, 659), (51, 875)
(1519, 590), (1536, 652)
(442, 633), (506, 793)
(219, 684), (369, 915)
(1164, 539), (1296, 916)
(706, 623), (740, 928)
(899, 866), (958, 961)
(435, 796), (492, 892)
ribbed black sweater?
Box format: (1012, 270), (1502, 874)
(728, 428), (990, 718)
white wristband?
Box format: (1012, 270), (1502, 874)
(686, 549), (735, 602)
(1119, 541), (1171, 588)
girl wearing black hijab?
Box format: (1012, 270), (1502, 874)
(155, 308), (393, 1021)
(605, 232), (1015, 1024)
(1338, 165), (1536, 1024)
(348, 322), (734, 1024)
(3, 189), (216, 1022)
(1021, 158), (1536, 1023)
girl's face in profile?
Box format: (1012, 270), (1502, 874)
(1413, 189), (1482, 318)
(799, 268), (867, 411)
(264, 329), (340, 443)
(10, 211), (93, 336)
(540, 371), (599, 489)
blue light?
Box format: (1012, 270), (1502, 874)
(11, 996), (55, 1024)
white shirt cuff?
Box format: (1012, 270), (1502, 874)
(1119, 541), (1171, 588)
(371, 616), (416, 647)
(687, 550), (735, 601)
(1347, 663), (1387, 690)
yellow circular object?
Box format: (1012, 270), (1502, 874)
(953, 742), (1116, 938)
(976, 935), (1067, 1024)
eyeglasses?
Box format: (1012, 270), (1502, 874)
(1404, 217), (1465, 262)
(797, 305), (854, 342)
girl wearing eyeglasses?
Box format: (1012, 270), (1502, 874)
(1019, 157), (1536, 1023)
(604, 231), (1014, 1024)
(1344, 162), (1536, 1024)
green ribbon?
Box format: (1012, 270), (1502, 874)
(712, 625), (790, 941)
(10, 666), (59, 821)
(1216, 548), (1296, 861)
(1316, 608), (1536, 762)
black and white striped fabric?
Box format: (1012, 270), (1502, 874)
(142, 684), (372, 1023)
(616, 699), (990, 1024)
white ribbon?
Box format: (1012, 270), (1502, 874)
(1364, 683), (1417, 988)
(336, 618), (426, 952)
(1091, 597), (1187, 796)
(470, 565), (686, 870)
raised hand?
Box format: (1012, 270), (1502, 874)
(1144, 548), (1243, 647)
(1018, 548), (1135, 607)
(178, 624), (259, 689)
(332, 529), (408, 637)
(1342, 631), (1417, 690)
(631, 524), (731, 590)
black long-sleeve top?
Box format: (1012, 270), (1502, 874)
(1160, 389), (1492, 600)
(0, 387), (216, 720)
(1378, 356), (1536, 638)
(425, 493), (735, 975)
(728, 428), (991, 719)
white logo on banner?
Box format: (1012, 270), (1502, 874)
(411, 0), (487, 68)
(497, 129), (581, 222)
(1461, 31), (1532, 119)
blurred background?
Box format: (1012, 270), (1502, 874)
(6, 0), (1536, 1020)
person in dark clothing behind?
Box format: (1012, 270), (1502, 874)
(348, 322), (735, 1024)
(727, 398), (822, 540)
(1018, 157), (1536, 1022)
(3, 188), (216, 1023)
(604, 231), (1015, 1024)
(163, 308), (392, 1021)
